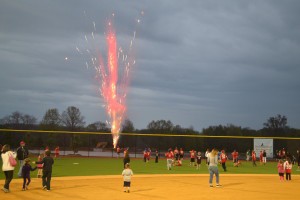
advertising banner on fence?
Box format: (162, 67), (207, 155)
(253, 139), (273, 158)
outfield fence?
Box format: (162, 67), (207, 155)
(0, 129), (299, 159)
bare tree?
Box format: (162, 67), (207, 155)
(263, 114), (287, 129)
(22, 114), (37, 125)
(86, 121), (109, 132)
(61, 106), (85, 130)
(122, 119), (135, 133)
(40, 108), (61, 129)
(147, 120), (173, 132)
(61, 106), (85, 154)
(0, 111), (37, 127)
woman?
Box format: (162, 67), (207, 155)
(1, 144), (17, 193)
(208, 149), (221, 187)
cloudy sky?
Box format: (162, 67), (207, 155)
(1, 0), (300, 131)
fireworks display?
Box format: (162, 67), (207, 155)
(77, 12), (142, 148)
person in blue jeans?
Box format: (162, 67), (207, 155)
(208, 149), (222, 187)
(16, 141), (29, 177)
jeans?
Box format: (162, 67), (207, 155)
(18, 160), (25, 177)
(42, 170), (52, 190)
(209, 166), (219, 184)
(4, 170), (14, 190)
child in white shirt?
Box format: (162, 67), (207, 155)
(122, 163), (133, 193)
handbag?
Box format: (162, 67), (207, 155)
(8, 153), (17, 167)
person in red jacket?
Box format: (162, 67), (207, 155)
(146, 151), (151, 162)
(252, 150), (257, 167)
(220, 150), (228, 172)
(54, 146), (60, 159)
(165, 149), (174, 170)
(189, 150), (196, 166)
(143, 149), (148, 163)
(174, 147), (179, 165)
(231, 150), (239, 166)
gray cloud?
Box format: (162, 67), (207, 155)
(1, 0), (300, 131)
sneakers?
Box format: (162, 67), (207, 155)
(2, 188), (9, 193)
(127, 190), (130, 193)
(210, 184), (222, 187)
(43, 186), (47, 190)
(22, 188), (26, 191)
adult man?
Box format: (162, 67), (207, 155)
(17, 141), (29, 177)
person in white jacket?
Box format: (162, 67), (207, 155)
(1, 144), (17, 193)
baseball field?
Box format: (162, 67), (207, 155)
(1, 157), (300, 199)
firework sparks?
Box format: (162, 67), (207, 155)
(78, 12), (142, 148)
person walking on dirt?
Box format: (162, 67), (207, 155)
(17, 141), (29, 177)
(208, 149), (221, 187)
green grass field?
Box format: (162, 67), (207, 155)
(1, 156), (299, 180)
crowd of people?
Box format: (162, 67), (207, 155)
(1, 142), (300, 193)
(1, 141), (55, 193)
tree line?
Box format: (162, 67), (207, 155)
(0, 106), (299, 152)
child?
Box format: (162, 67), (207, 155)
(174, 147), (179, 162)
(220, 150), (227, 172)
(232, 150), (239, 166)
(189, 150), (196, 166)
(155, 150), (159, 163)
(54, 146), (60, 159)
(21, 158), (37, 191)
(252, 150), (257, 167)
(146, 150), (151, 162)
(143, 149), (147, 163)
(165, 149), (174, 170)
(284, 158), (292, 181)
(196, 152), (201, 169)
(122, 163), (133, 193)
(37, 154), (43, 178)
(277, 160), (284, 181)
(35, 150), (54, 191)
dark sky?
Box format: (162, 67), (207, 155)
(1, 0), (300, 131)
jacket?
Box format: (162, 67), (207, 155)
(16, 146), (29, 160)
(1, 151), (17, 171)
(35, 156), (54, 171)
